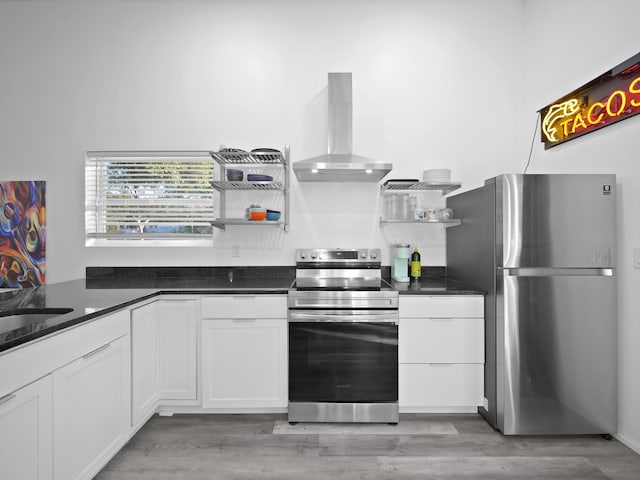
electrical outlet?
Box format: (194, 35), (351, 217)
(634, 248), (640, 269)
(232, 245), (240, 258)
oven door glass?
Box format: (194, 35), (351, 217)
(289, 318), (398, 403)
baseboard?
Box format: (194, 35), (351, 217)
(399, 406), (478, 414)
(615, 432), (640, 455)
(156, 406), (288, 415)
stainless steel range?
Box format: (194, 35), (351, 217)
(287, 248), (399, 424)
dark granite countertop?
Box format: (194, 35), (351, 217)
(390, 276), (484, 295)
(0, 266), (483, 354)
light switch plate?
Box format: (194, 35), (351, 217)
(634, 248), (640, 269)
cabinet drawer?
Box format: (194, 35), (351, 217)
(399, 363), (483, 408)
(400, 295), (483, 318)
(201, 295), (286, 319)
(399, 317), (484, 363)
(0, 309), (130, 399)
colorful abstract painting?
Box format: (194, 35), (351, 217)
(0, 181), (46, 288)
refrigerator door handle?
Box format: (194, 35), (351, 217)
(500, 267), (614, 277)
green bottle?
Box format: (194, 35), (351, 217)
(410, 247), (421, 280)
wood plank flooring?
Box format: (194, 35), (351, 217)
(95, 413), (640, 479)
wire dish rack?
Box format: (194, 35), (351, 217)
(210, 149), (285, 165)
(380, 180), (461, 195)
(209, 146), (290, 231)
(379, 179), (462, 227)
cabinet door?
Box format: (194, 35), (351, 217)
(131, 302), (160, 426)
(399, 317), (484, 363)
(53, 334), (130, 480)
(0, 375), (53, 480)
(157, 299), (197, 400)
(201, 318), (287, 409)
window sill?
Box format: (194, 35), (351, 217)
(85, 238), (214, 248)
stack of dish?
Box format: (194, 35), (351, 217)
(246, 206), (267, 221)
(266, 209), (281, 221)
(247, 174), (273, 182)
(423, 169), (451, 183)
(226, 169), (244, 181)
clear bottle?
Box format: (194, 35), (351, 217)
(410, 247), (421, 281)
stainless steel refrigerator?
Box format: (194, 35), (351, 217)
(447, 174), (617, 435)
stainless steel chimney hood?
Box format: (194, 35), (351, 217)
(293, 73), (392, 182)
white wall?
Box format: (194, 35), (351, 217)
(0, 0), (525, 280)
(522, 0), (640, 454)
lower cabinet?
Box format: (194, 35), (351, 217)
(131, 301), (160, 427)
(0, 291), (488, 479)
(201, 295), (288, 410)
(131, 298), (198, 425)
(399, 295), (485, 412)
(53, 332), (130, 480)
(0, 375), (53, 480)
(157, 299), (198, 400)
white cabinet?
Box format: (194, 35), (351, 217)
(131, 301), (160, 427)
(131, 298), (199, 422)
(399, 295), (484, 412)
(157, 299), (198, 400)
(52, 314), (130, 480)
(201, 295), (287, 410)
(0, 375), (53, 480)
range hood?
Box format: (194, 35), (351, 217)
(293, 73), (392, 182)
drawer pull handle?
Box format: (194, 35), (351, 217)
(0, 393), (16, 406)
(83, 343), (111, 359)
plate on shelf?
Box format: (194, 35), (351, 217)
(251, 148), (281, 162)
(247, 174), (273, 182)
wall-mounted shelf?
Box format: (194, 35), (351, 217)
(379, 179), (462, 226)
(210, 146), (290, 231)
(210, 181), (283, 192)
(379, 218), (461, 227)
(380, 181), (461, 195)
(211, 218), (286, 229)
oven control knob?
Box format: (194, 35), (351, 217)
(360, 250), (368, 259)
(310, 250), (318, 259)
(370, 250), (378, 259)
(299, 251), (307, 260)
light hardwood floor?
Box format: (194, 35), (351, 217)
(95, 414), (640, 479)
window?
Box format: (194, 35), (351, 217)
(85, 151), (214, 246)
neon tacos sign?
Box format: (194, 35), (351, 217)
(540, 52), (640, 149)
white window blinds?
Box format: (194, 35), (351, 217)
(85, 151), (214, 243)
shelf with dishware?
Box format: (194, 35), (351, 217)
(380, 180), (462, 195)
(209, 145), (290, 231)
(379, 179), (462, 227)
(379, 218), (461, 227)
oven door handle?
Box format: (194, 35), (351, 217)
(288, 310), (398, 324)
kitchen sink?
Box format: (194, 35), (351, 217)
(0, 308), (74, 335)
